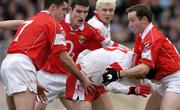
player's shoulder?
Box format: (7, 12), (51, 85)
(143, 26), (165, 44)
(153, 26), (165, 39)
(88, 17), (104, 28)
(84, 21), (100, 33)
(33, 12), (59, 26)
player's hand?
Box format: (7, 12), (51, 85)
(37, 82), (48, 102)
(128, 84), (151, 97)
(81, 76), (97, 94)
(102, 68), (120, 86)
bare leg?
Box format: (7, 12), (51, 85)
(34, 101), (47, 110)
(59, 96), (75, 110)
(160, 91), (180, 110)
(13, 90), (36, 110)
(145, 90), (161, 110)
(92, 92), (114, 110)
(72, 101), (92, 110)
(60, 99), (92, 110)
(6, 95), (16, 110)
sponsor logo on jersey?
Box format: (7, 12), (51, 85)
(54, 34), (66, 45)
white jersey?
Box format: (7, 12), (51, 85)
(77, 47), (134, 85)
(88, 16), (111, 39)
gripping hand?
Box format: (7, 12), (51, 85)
(102, 68), (120, 86)
(128, 84), (151, 97)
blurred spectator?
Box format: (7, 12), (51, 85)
(159, 0), (173, 9)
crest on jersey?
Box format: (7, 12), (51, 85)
(79, 35), (85, 44)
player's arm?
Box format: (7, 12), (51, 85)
(120, 63), (151, 78)
(100, 37), (119, 47)
(106, 81), (151, 97)
(102, 63), (151, 85)
(0, 20), (24, 30)
(59, 51), (96, 93)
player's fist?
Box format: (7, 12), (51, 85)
(102, 68), (120, 86)
(128, 84), (151, 97)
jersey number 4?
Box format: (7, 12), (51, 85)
(14, 20), (33, 41)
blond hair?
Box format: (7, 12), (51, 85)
(96, 0), (116, 9)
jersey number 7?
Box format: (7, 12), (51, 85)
(14, 20), (33, 41)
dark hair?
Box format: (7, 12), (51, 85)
(44, 0), (69, 9)
(126, 4), (153, 22)
(71, 0), (89, 9)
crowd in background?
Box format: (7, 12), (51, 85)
(0, 0), (179, 62)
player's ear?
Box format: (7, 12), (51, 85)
(49, 3), (57, 12)
(142, 16), (148, 23)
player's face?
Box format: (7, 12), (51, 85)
(54, 2), (69, 21)
(96, 3), (115, 25)
(128, 11), (144, 34)
(70, 5), (89, 29)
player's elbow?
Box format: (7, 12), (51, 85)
(58, 51), (72, 65)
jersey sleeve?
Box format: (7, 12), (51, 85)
(47, 22), (68, 54)
(138, 38), (162, 69)
(91, 27), (118, 47)
(91, 27), (105, 41)
(101, 37), (119, 47)
(108, 62), (123, 70)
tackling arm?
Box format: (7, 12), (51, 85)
(120, 63), (151, 78)
(102, 63), (151, 85)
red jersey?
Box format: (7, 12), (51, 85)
(43, 14), (118, 74)
(134, 23), (180, 80)
(8, 11), (67, 70)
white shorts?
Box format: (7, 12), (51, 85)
(156, 70), (180, 96)
(37, 70), (68, 104)
(0, 54), (37, 95)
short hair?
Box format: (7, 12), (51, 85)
(96, 0), (116, 9)
(126, 4), (153, 22)
(70, 0), (89, 9)
(44, 0), (69, 9)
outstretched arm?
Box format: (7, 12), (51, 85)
(102, 63), (151, 85)
(0, 20), (24, 30)
(120, 63), (150, 78)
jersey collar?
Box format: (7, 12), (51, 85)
(141, 22), (153, 40)
(95, 14), (105, 24)
(41, 10), (54, 17)
(94, 14), (110, 28)
(65, 13), (84, 31)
